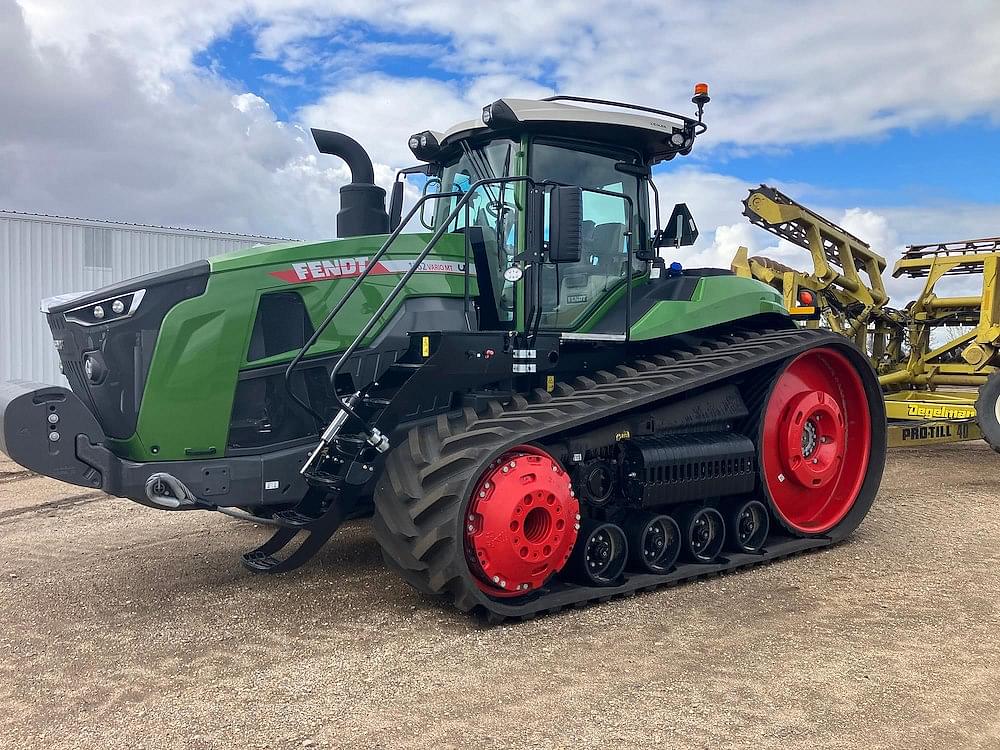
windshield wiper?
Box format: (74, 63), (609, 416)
(460, 141), (501, 204)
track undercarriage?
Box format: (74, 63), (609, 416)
(371, 326), (886, 621)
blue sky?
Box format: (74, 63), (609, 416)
(195, 21), (464, 119)
(711, 121), (1000, 206)
(197, 20), (1000, 208)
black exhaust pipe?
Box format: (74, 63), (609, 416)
(311, 128), (389, 238)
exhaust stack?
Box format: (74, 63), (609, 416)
(311, 128), (390, 238)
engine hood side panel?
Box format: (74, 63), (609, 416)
(126, 232), (474, 461)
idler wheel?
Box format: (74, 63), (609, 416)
(760, 347), (872, 534)
(464, 445), (579, 597)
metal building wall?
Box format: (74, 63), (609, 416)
(0, 211), (286, 385)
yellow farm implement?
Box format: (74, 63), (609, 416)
(733, 185), (1000, 449)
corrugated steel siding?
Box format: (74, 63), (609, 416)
(0, 213), (284, 385)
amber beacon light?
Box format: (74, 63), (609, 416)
(692, 83), (710, 121)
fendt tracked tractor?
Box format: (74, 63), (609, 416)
(0, 87), (886, 620)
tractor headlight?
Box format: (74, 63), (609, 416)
(480, 99), (518, 129)
(65, 289), (146, 326)
(407, 130), (441, 161)
(83, 353), (108, 384)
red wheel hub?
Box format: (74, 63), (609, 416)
(464, 445), (579, 597)
(761, 347), (872, 534)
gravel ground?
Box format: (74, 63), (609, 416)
(1, 443), (999, 750)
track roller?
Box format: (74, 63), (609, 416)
(623, 512), (681, 574)
(678, 507), (725, 563)
(567, 520), (628, 585)
(727, 500), (769, 554)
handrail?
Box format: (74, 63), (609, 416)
(283, 187), (463, 422)
(287, 176), (535, 437)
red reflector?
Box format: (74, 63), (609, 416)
(798, 289), (815, 306)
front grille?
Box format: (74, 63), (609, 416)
(47, 261), (209, 440)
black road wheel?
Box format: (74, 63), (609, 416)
(679, 507), (725, 563)
(567, 520), (628, 586)
(727, 499), (769, 554)
(624, 512), (681, 573)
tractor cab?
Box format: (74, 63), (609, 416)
(392, 94), (708, 337)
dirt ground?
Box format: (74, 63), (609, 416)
(1, 444), (999, 750)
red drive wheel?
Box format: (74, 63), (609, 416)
(760, 347), (872, 535)
(464, 445), (580, 597)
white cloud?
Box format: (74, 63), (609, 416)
(0, 0), (341, 239)
(300, 3), (999, 146)
(651, 166), (1000, 304)
(4, 0), (1000, 272)
(18, 1), (1000, 148)
(298, 73), (552, 178)
(653, 168), (804, 272)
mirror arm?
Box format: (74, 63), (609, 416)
(391, 164), (442, 231)
(419, 177), (442, 230)
(642, 177), (663, 261)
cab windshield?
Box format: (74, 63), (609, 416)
(434, 139), (518, 231)
(433, 138), (520, 323)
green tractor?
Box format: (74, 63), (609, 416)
(0, 88), (886, 620)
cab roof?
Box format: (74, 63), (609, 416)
(417, 96), (703, 165)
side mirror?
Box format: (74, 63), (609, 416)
(657, 202), (699, 248)
(548, 186), (583, 263)
(388, 181), (404, 230)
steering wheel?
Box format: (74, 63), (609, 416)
(485, 198), (516, 220)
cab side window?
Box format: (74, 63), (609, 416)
(532, 142), (637, 329)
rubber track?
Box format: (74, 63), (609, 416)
(373, 327), (867, 621)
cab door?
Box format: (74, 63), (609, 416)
(527, 141), (642, 338)
(536, 188), (634, 334)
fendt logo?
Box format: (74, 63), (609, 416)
(270, 257), (469, 284)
